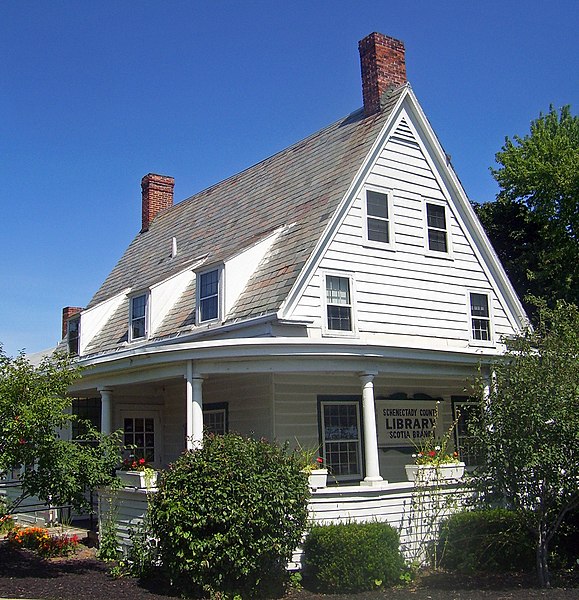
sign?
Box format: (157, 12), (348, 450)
(376, 400), (438, 447)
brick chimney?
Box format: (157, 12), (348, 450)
(62, 306), (82, 339)
(141, 173), (175, 232)
(359, 32), (407, 116)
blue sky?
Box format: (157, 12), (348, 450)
(1, 1), (577, 357)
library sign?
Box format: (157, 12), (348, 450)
(376, 400), (438, 447)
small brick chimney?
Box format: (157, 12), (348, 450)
(141, 173), (175, 232)
(359, 32), (407, 116)
(62, 306), (82, 339)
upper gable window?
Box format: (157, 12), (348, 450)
(469, 292), (492, 343)
(130, 293), (149, 341)
(198, 268), (221, 323)
(365, 189), (391, 245)
(325, 274), (354, 333)
(426, 202), (448, 253)
(67, 317), (80, 356)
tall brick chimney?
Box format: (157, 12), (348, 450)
(359, 32), (407, 116)
(141, 173), (175, 232)
(62, 306), (82, 339)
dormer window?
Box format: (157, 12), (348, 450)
(130, 293), (149, 341)
(198, 268), (221, 323)
(67, 317), (80, 356)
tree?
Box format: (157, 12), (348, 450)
(475, 105), (579, 315)
(470, 299), (579, 587)
(0, 346), (121, 515)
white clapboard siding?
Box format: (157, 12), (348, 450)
(99, 482), (469, 568)
(291, 115), (514, 346)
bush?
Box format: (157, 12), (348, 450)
(302, 521), (406, 592)
(437, 509), (535, 573)
(8, 526), (79, 557)
(149, 433), (309, 598)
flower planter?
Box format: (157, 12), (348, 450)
(116, 469), (158, 489)
(405, 462), (465, 483)
(307, 468), (328, 490)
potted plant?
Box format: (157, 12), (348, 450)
(296, 444), (328, 490)
(116, 456), (158, 489)
(405, 402), (465, 484)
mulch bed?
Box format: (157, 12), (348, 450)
(0, 541), (576, 600)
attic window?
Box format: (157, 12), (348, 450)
(198, 268), (221, 323)
(325, 274), (354, 333)
(426, 202), (448, 253)
(363, 188), (393, 249)
(130, 293), (149, 341)
(469, 292), (492, 343)
(67, 317), (80, 356)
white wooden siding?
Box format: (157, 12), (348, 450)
(292, 113), (515, 345)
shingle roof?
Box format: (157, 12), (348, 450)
(85, 88), (405, 352)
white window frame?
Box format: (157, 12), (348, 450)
(423, 199), (453, 258)
(362, 186), (395, 250)
(468, 290), (494, 346)
(129, 292), (149, 342)
(196, 266), (223, 324)
(320, 400), (363, 481)
(322, 271), (357, 337)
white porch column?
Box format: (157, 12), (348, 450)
(185, 361), (204, 450)
(98, 387), (112, 435)
(359, 372), (384, 485)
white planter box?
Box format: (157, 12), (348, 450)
(308, 469), (328, 490)
(405, 462), (465, 483)
(116, 470), (158, 489)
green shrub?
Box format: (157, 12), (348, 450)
(437, 509), (535, 573)
(303, 521), (406, 592)
(149, 433), (309, 598)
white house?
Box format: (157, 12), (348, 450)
(60, 33), (525, 503)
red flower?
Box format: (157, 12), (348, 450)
(19, 438), (26, 445)
(428, 450), (436, 457)
(139, 458), (146, 465)
(316, 457), (323, 464)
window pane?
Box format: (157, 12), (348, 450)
(366, 191), (388, 218)
(427, 203), (446, 230)
(327, 306), (351, 331)
(200, 270), (219, 298)
(470, 293), (489, 317)
(428, 229), (447, 252)
(200, 296), (218, 321)
(131, 295), (146, 318)
(472, 318), (490, 340)
(326, 276), (350, 304)
(322, 403), (360, 477)
(367, 217), (389, 243)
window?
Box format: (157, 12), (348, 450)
(203, 403), (228, 435)
(72, 398), (101, 443)
(426, 202), (448, 253)
(321, 401), (362, 480)
(130, 293), (148, 341)
(452, 397), (482, 466)
(365, 189), (390, 244)
(325, 275), (353, 332)
(198, 269), (220, 323)
(67, 317), (80, 355)
(124, 417), (155, 463)
(469, 292), (492, 342)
